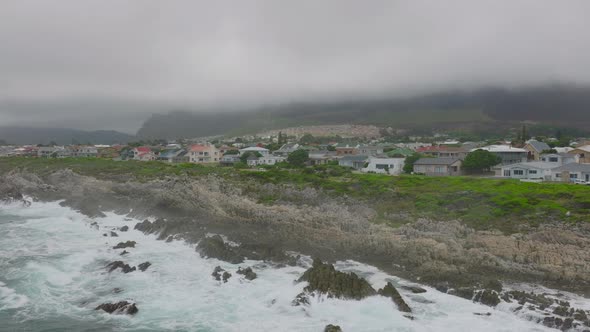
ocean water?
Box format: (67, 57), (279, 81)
(0, 200), (561, 331)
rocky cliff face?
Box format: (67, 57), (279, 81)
(1, 169), (590, 297)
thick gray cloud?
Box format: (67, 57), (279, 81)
(1, 0), (589, 132)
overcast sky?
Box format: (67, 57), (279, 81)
(1, 0), (589, 133)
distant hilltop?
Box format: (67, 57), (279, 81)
(0, 127), (135, 145)
(258, 125), (382, 139)
(136, 84), (590, 140)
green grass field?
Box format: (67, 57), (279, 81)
(2, 157), (588, 233)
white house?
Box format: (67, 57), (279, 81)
(361, 157), (405, 175)
(472, 145), (527, 165)
(551, 163), (590, 183)
(257, 155), (286, 166)
(500, 162), (556, 180)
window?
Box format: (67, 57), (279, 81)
(513, 170), (524, 175)
(529, 170), (537, 174)
(556, 174), (561, 178)
(504, 170), (511, 177)
(549, 157), (558, 162)
(570, 174), (578, 179)
(435, 166), (444, 173)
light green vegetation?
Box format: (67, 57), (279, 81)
(2, 157), (588, 234)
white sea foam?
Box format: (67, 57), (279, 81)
(0, 200), (578, 331)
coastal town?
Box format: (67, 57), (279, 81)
(2, 125), (590, 184)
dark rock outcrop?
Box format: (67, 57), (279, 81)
(237, 267), (257, 280)
(401, 286), (427, 294)
(292, 292), (310, 306)
(119, 225), (129, 232)
(106, 261), (136, 273)
(324, 324), (343, 332)
(113, 241), (136, 249)
(378, 282), (412, 313)
(138, 262), (151, 272)
(474, 290), (501, 307)
(197, 235), (244, 264)
(212, 266), (232, 283)
(110, 231), (118, 237)
(120, 250), (129, 256)
(297, 259), (376, 300)
(95, 301), (138, 315)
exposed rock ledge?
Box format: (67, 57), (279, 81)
(1, 169), (590, 299)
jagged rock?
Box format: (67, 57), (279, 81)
(134, 219), (152, 231)
(106, 261), (136, 273)
(119, 226), (129, 232)
(120, 250), (129, 256)
(212, 266), (231, 283)
(166, 236), (173, 243)
(473, 312), (492, 316)
(95, 301), (138, 315)
(483, 279), (503, 292)
(112, 288), (123, 294)
(378, 282), (412, 313)
(401, 286), (427, 294)
(474, 290), (500, 307)
(449, 287), (474, 300)
(103, 233), (107, 237)
(110, 231), (118, 237)
(324, 324), (342, 332)
(574, 309), (587, 321)
(197, 235), (244, 264)
(237, 267), (257, 280)
(553, 305), (570, 316)
(297, 259), (376, 300)
(543, 317), (564, 329)
(138, 262), (151, 272)
(292, 292), (310, 306)
(113, 241), (136, 249)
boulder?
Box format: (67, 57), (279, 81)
(113, 241), (136, 249)
(106, 261), (136, 273)
(95, 301), (138, 315)
(324, 324), (343, 332)
(138, 262), (151, 272)
(212, 266), (232, 283)
(474, 290), (500, 307)
(119, 225), (129, 232)
(197, 235), (244, 264)
(110, 231), (118, 237)
(401, 286), (427, 294)
(120, 250), (129, 256)
(297, 259), (376, 300)
(291, 292), (310, 306)
(237, 267), (257, 280)
(378, 282), (412, 313)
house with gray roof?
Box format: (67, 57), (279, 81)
(413, 158), (463, 176)
(551, 163), (590, 183)
(524, 140), (551, 161)
(338, 155), (368, 170)
(500, 161), (557, 180)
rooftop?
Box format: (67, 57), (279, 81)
(473, 145), (526, 153)
(414, 157), (461, 165)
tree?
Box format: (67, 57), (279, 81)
(299, 134), (315, 145)
(326, 145), (336, 151)
(240, 151), (262, 163)
(403, 153), (422, 174)
(224, 149), (239, 155)
(463, 149), (502, 172)
(287, 149), (309, 166)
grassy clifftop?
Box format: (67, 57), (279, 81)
(2, 157), (589, 233)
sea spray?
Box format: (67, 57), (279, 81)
(0, 201), (560, 331)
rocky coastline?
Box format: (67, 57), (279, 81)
(1, 168), (590, 329)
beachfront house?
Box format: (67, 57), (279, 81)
(413, 158), (463, 176)
(189, 144), (220, 163)
(361, 156), (405, 175)
(338, 155), (368, 170)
